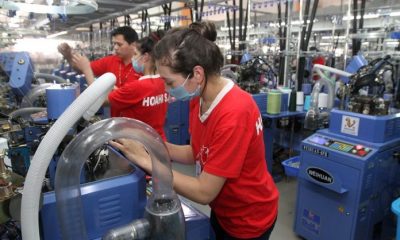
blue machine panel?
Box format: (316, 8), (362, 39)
(8, 52), (34, 96)
(40, 168), (147, 240)
(294, 111), (400, 240)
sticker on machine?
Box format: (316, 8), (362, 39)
(301, 209), (320, 235)
(341, 115), (360, 136)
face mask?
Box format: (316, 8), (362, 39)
(168, 74), (201, 101)
(132, 56), (144, 74)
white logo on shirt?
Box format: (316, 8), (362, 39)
(142, 93), (168, 107)
(196, 145), (209, 165)
(256, 115), (263, 135)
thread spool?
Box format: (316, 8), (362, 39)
(296, 91), (304, 111)
(288, 89), (297, 112)
(277, 86), (292, 105)
(302, 83), (312, 95)
(267, 91), (281, 114)
(304, 95), (311, 111)
(280, 93), (289, 112)
(296, 91), (304, 105)
(318, 93), (328, 108)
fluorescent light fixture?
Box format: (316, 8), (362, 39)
(321, 35), (346, 40)
(220, 25), (254, 31)
(75, 27), (90, 31)
(343, 14), (379, 21)
(390, 12), (400, 17)
(47, 31), (68, 39)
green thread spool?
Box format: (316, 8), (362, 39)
(267, 91), (281, 114)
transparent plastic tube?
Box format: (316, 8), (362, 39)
(34, 72), (66, 84)
(21, 73), (116, 240)
(21, 83), (53, 108)
(55, 118), (184, 240)
(305, 64), (351, 129)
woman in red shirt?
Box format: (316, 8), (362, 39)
(112, 29), (279, 239)
(72, 31), (168, 140)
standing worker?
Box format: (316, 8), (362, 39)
(111, 29), (279, 239)
(58, 26), (141, 117)
(70, 31), (168, 140)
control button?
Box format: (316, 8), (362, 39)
(358, 150), (367, 157)
(365, 148), (370, 152)
(356, 145), (363, 150)
(352, 149), (357, 154)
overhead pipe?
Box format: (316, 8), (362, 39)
(242, 0), (250, 51)
(352, 0), (358, 56)
(238, 0), (243, 52)
(283, 0), (292, 87)
(199, 0), (205, 22)
(304, 0), (319, 49)
(233, 0), (237, 62)
(296, 0), (311, 90)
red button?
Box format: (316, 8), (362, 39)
(358, 150), (367, 156)
(356, 145), (363, 150)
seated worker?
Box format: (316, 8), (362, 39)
(111, 29), (279, 239)
(71, 31), (168, 140)
(58, 26), (141, 117)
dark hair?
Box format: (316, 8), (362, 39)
(136, 30), (165, 55)
(111, 26), (138, 44)
(153, 29), (223, 79)
(189, 21), (217, 42)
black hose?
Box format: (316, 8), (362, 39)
(305, 0), (319, 48)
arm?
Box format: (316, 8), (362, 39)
(71, 53), (94, 85)
(72, 53), (110, 105)
(165, 142), (195, 164)
(57, 43), (77, 71)
(109, 139), (225, 205)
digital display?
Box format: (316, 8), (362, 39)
(308, 135), (328, 145)
(329, 141), (354, 153)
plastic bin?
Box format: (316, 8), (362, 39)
(391, 198), (400, 240)
(281, 156), (300, 177)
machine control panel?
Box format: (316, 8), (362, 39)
(308, 135), (371, 157)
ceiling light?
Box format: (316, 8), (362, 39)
(47, 31), (68, 38)
(0, 0), (98, 14)
(343, 14), (379, 21)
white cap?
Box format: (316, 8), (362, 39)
(318, 93), (328, 108)
(296, 91), (304, 105)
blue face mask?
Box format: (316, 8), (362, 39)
(132, 56), (144, 74)
(168, 74), (201, 101)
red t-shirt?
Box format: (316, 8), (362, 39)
(189, 81), (279, 238)
(108, 74), (168, 140)
(90, 55), (141, 88)
(90, 55), (142, 118)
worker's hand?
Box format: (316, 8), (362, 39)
(57, 43), (73, 59)
(71, 53), (90, 74)
(109, 139), (152, 173)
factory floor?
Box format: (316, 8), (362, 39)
(172, 162), (302, 240)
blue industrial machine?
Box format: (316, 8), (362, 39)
(165, 100), (190, 145)
(294, 56), (400, 240)
(40, 161), (147, 240)
(294, 109), (400, 240)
